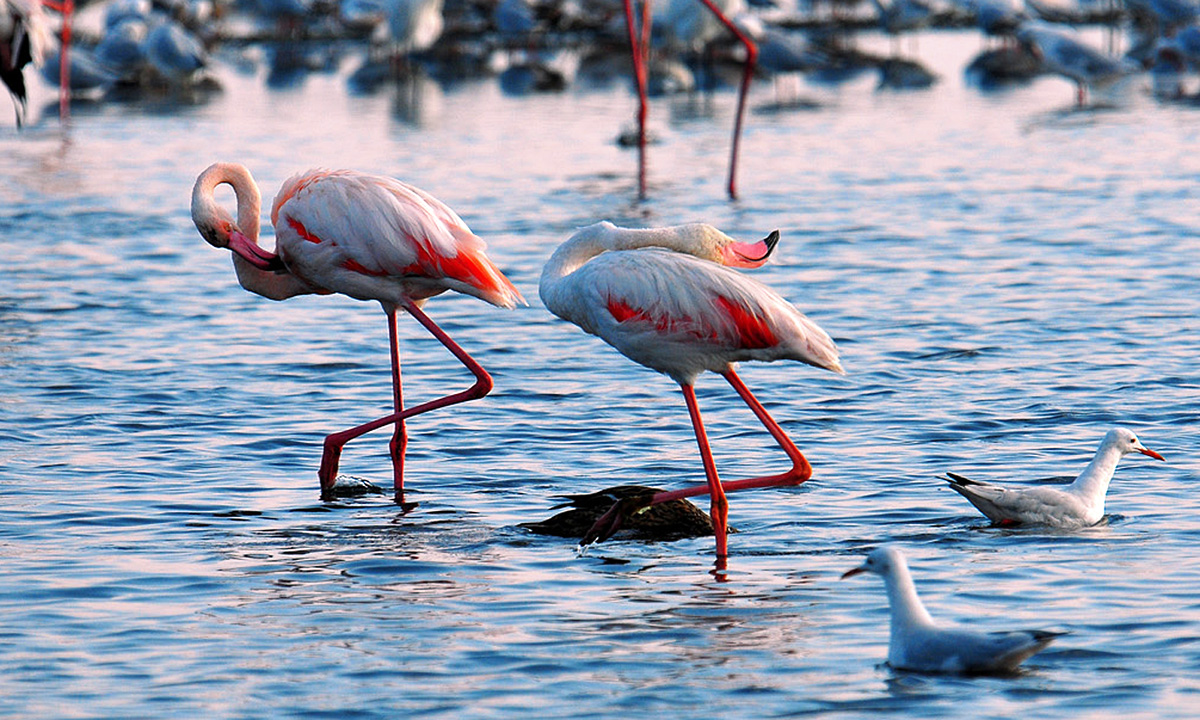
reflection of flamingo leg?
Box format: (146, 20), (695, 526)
(318, 299), (494, 503)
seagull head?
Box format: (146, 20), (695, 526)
(842, 545), (905, 580)
(1108, 427), (1165, 462)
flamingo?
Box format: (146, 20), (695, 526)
(539, 221), (842, 564)
(622, 0), (758, 200)
(191, 162), (524, 504)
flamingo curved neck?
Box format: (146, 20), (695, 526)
(194, 162), (263, 243)
(540, 222), (716, 284)
(194, 163), (314, 301)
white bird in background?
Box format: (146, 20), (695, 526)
(1016, 21), (1139, 106)
(944, 427), (1165, 528)
(539, 221), (842, 566)
(842, 545), (1065, 675)
(1, 0), (53, 126)
(191, 163), (524, 505)
(384, 0), (444, 57)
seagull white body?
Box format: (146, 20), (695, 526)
(843, 546), (1064, 675)
(1017, 22), (1138, 105)
(945, 427), (1165, 528)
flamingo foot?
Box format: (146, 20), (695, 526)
(393, 490), (419, 513)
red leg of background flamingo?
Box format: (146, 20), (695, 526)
(318, 299), (494, 501)
(696, 0), (757, 200)
(42, 0), (74, 120)
(622, 0), (650, 199)
(681, 384), (730, 561)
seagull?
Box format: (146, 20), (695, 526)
(1016, 21), (1139, 106)
(944, 427), (1165, 528)
(842, 545), (1065, 675)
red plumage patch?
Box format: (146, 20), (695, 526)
(287, 217), (323, 245)
(714, 296), (777, 349)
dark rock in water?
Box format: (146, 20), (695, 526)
(520, 485), (720, 541)
(877, 57), (938, 90)
(327, 474), (386, 498)
(965, 45), (1042, 88)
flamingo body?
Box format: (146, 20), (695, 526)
(192, 162), (522, 501)
(540, 222), (841, 563)
(540, 222), (841, 384)
(270, 169), (522, 310)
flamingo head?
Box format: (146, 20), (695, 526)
(679, 223), (781, 269)
(192, 163), (282, 271)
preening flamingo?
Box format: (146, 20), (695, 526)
(539, 221), (842, 564)
(622, 0), (758, 200)
(191, 162), (524, 504)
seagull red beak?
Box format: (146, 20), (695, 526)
(841, 566), (867, 580)
(1139, 447), (1165, 461)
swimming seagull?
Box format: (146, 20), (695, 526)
(944, 427), (1165, 528)
(842, 545), (1065, 675)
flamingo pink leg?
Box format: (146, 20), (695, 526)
(387, 309), (407, 495)
(680, 383), (730, 561)
(317, 299), (494, 503)
(657, 370), (811, 505)
(585, 369), (811, 558)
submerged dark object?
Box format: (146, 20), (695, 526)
(521, 485), (720, 542)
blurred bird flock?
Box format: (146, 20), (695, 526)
(5, 0), (1200, 130)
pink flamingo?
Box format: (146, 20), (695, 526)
(539, 221), (842, 565)
(623, 0), (758, 200)
(191, 162), (524, 504)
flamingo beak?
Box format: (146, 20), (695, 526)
(841, 566), (867, 580)
(725, 230), (781, 268)
(229, 231), (285, 271)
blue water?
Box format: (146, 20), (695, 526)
(3, 28), (1200, 718)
